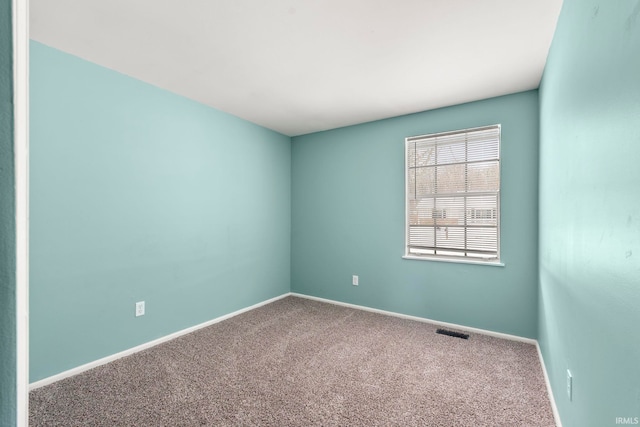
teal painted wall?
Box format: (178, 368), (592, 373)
(539, 1), (640, 426)
(292, 91), (540, 338)
(0, 0), (16, 424)
(30, 41), (291, 382)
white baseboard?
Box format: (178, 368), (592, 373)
(536, 342), (563, 427)
(30, 291), (561, 427)
(291, 292), (537, 345)
(30, 292), (292, 390)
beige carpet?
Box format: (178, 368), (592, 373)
(30, 296), (556, 426)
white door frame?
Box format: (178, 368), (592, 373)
(13, 0), (29, 425)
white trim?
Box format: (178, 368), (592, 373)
(290, 293), (536, 345)
(402, 255), (505, 267)
(536, 342), (563, 427)
(12, 0), (29, 425)
(29, 291), (561, 425)
(30, 293), (291, 390)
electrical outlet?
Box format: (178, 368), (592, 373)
(566, 369), (572, 401)
(135, 301), (145, 317)
(352, 275), (359, 286)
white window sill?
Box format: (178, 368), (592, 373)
(402, 255), (505, 267)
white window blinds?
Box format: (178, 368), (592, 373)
(405, 125), (501, 262)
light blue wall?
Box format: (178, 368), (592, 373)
(292, 91), (539, 338)
(0, 0), (16, 424)
(538, 1), (640, 426)
(30, 41), (291, 382)
(26, 2), (640, 422)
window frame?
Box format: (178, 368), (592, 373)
(402, 124), (504, 266)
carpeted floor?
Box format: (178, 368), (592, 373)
(30, 296), (556, 426)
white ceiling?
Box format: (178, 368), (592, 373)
(30, 0), (563, 136)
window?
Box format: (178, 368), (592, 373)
(404, 125), (501, 263)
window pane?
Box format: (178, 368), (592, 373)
(409, 247), (435, 256)
(407, 142), (415, 168)
(436, 249), (465, 258)
(467, 161), (499, 192)
(409, 226), (435, 248)
(467, 130), (499, 162)
(407, 168), (416, 199)
(408, 198), (435, 225)
(466, 195), (498, 226)
(433, 197), (464, 226)
(436, 164), (466, 194)
(415, 143), (435, 166)
(415, 166), (435, 198)
(436, 138), (465, 165)
(467, 227), (498, 253)
(436, 226), (465, 250)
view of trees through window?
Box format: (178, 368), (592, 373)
(405, 125), (500, 261)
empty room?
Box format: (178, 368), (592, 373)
(2, 0), (639, 426)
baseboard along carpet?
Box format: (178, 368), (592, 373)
(30, 296), (555, 426)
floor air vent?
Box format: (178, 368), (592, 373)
(436, 328), (469, 340)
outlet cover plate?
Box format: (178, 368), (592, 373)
(135, 301), (145, 317)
